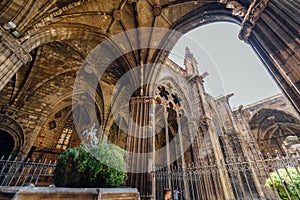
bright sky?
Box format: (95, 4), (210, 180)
(169, 22), (281, 109)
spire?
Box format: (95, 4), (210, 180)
(184, 46), (199, 75)
(185, 46), (191, 57)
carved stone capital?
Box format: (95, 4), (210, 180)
(130, 96), (155, 105)
(239, 0), (270, 42)
(0, 27), (32, 64)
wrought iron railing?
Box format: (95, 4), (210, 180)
(0, 155), (57, 187)
(0, 151), (300, 200)
(155, 151), (300, 200)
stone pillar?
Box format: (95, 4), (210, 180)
(206, 120), (235, 200)
(163, 106), (171, 170)
(239, 0), (300, 113)
(126, 96), (156, 200)
(176, 113), (192, 200)
(189, 74), (234, 199)
(235, 109), (267, 199)
(162, 105), (172, 190)
(0, 27), (31, 91)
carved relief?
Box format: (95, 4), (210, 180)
(239, 0), (270, 42)
(220, 0), (247, 17)
(220, 0), (269, 41)
(226, 1), (247, 17)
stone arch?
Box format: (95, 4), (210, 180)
(153, 79), (196, 165)
(249, 109), (300, 136)
(0, 0), (34, 25)
(21, 24), (108, 52)
(18, 69), (77, 107)
(248, 108), (300, 155)
(0, 116), (24, 155)
(20, 24), (139, 105)
(21, 24), (134, 76)
(149, 1), (300, 113)
(147, 2), (241, 88)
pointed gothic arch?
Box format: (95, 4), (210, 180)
(249, 108), (300, 156)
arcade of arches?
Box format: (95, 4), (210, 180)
(0, 0), (299, 199)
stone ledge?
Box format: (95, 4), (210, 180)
(0, 187), (140, 200)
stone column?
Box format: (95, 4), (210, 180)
(126, 96), (156, 200)
(176, 113), (192, 200)
(162, 105), (172, 190)
(163, 106), (171, 169)
(0, 27), (31, 91)
(206, 120), (235, 200)
(239, 0), (300, 113)
(235, 109), (267, 199)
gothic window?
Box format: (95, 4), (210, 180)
(158, 86), (169, 100)
(56, 116), (75, 150)
(156, 82), (182, 109)
(56, 128), (73, 150)
(171, 93), (181, 106)
(154, 82), (194, 164)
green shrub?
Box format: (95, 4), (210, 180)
(54, 143), (127, 188)
(265, 167), (300, 200)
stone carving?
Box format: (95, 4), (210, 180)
(226, 1), (247, 17)
(0, 27), (32, 64)
(239, 0), (270, 42)
(220, 0), (269, 41)
(220, 0), (247, 17)
(82, 123), (99, 145)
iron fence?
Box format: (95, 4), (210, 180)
(0, 151), (300, 200)
(0, 155), (57, 187)
(155, 151), (300, 200)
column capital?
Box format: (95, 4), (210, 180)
(239, 0), (270, 42)
(130, 96), (155, 104)
(0, 27), (32, 64)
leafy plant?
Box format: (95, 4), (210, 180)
(265, 167), (300, 200)
(54, 143), (127, 188)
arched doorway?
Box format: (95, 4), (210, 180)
(0, 130), (15, 157)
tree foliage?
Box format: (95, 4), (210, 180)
(54, 143), (127, 188)
(265, 167), (300, 200)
